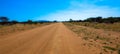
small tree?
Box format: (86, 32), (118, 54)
(27, 20), (33, 24)
(69, 19), (73, 22)
(0, 17), (9, 22)
(96, 16), (102, 23)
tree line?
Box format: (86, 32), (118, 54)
(1, 16), (120, 25)
(69, 16), (120, 23)
(0, 16), (52, 25)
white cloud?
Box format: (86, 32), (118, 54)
(36, 0), (120, 21)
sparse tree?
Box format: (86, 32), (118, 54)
(69, 19), (73, 22)
(27, 20), (33, 24)
(0, 17), (9, 25)
(0, 17), (9, 22)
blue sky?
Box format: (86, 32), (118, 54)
(0, 0), (120, 21)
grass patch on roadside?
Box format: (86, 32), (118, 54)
(69, 22), (120, 32)
(64, 22), (120, 54)
(95, 36), (109, 41)
(103, 46), (117, 51)
(0, 23), (50, 36)
(83, 37), (89, 40)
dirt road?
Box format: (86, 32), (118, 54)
(0, 23), (96, 54)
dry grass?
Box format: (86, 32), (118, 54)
(0, 23), (50, 36)
(64, 22), (120, 54)
(103, 46), (117, 51)
(69, 22), (120, 32)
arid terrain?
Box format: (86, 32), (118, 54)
(0, 23), (50, 36)
(64, 22), (120, 54)
(1, 0), (120, 54)
(0, 23), (120, 54)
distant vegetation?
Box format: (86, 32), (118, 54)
(0, 16), (53, 25)
(1, 16), (120, 25)
(68, 22), (120, 32)
(67, 16), (120, 23)
(63, 16), (120, 32)
(0, 16), (53, 36)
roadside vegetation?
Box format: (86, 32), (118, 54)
(64, 16), (120, 54)
(0, 16), (52, 36)
(69, 22), (120, 32)
(64, 22), (120, 54)
(64, 16), (120, 32)
(0, 23), (50, 36)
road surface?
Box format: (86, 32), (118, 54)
(0, 23), (95, 54)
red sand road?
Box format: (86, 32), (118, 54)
(0, 23), (97, 54)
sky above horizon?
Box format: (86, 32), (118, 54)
(0, 0), (120, 21)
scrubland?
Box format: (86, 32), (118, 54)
(64, 22), (120, 54)
(69, 22), (120, 32)
(0, 23), (50, 36)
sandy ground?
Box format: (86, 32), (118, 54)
(0, 23), (99, 54)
